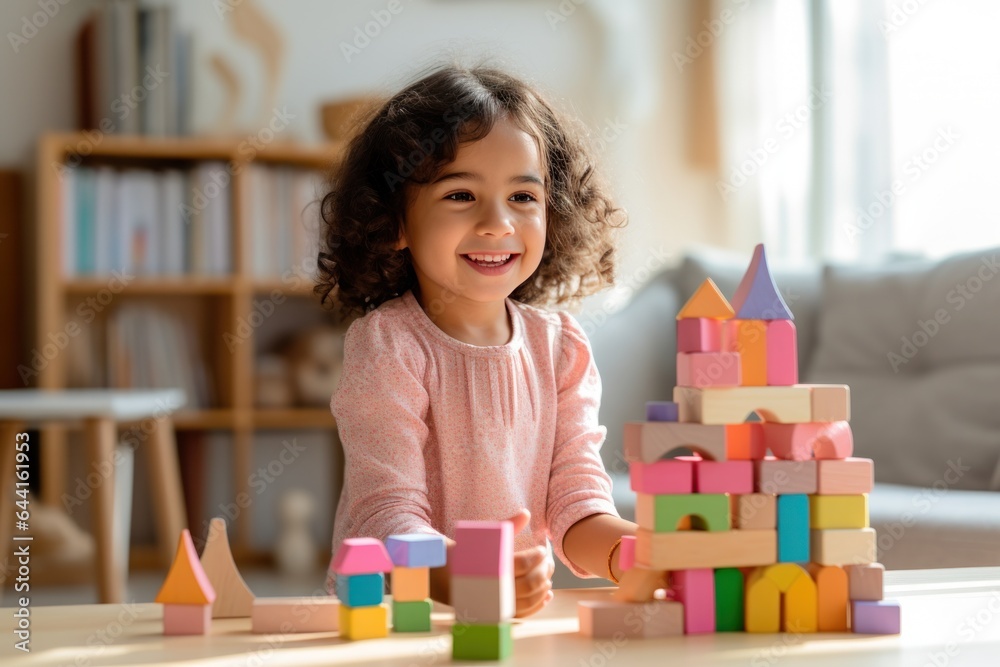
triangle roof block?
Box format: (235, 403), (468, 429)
(331, 537), (394, 575)
(155, 529), (217, 605)
(731, 244), (794, 320)
(677, 278), (735, 320)
(200, 518), (255, 617)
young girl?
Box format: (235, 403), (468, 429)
(317, 63), (636, 617)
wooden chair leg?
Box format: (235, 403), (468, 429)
(84, 417), (122, 603)
(0, 420), (25, 601)
(147, 417), (186, 568)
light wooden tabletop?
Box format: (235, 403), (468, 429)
(3, 567), (999, 666)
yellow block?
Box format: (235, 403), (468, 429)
(745, 563), (817, 633)
(339, 604), (388, 640)
(745, 568), (780, 633)
(391, 567), (429, 602)
(809, 494), (869, 529)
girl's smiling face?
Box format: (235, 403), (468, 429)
(395, 116), (547, 312)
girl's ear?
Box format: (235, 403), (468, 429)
(393, 218), (408, 250)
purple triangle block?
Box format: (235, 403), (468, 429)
(732, 244), (793, 320)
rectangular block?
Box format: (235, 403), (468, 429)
(629, 458), (694, 494)
(386, 534), (447, 568)
(677, 351), (741, 388)
(635, 528), (777, 570)
(766, 320), (798, 386)
(671, 569), (715, 634)
(816, 458), (874, 494)
(392, 599), (432, 632)
(452, 622), (512, 661)
(452, 521), (512, 577)
(852, 600), (900, 634)
(336, 573), (384, 608)
(677, 317), (721, 353)
(714, 568), (744, 632)
(777, 495), (810, 563)
(809, 494), (869, 529)
(755, 458), (817, 494)
(339, 603), (388, 640)
(724, 320), (767, 386)
(619, 535), (636, 571)
(674, 385), (812, 424)
(845, 563), (884, 601)
(811, 528), (877, 566)
(695, 459), (753, 494)
(251, 597), (339, 634)
(731, 494), (776, 530)
(451, 574), (515, 624)
(808, 564), (849, 632)
(802, 384), (851, 422)
(635, 493), (730, 532)
(391, 566), (429, 602)
(725, 422), (766, 460)
(578, 600), (683, 638)
(646, 401), (678, 422)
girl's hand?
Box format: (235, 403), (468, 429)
(503, 509), (555, 618)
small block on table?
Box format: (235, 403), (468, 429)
(646, 401), (678, 422)
(386, 534), (446, 568)
(331, 537), (393, 575)
(251, 596), (339, 634)
(578, 599), (683, 638)
(339, 603), (388, 640)
(845, 563), (884, 601)
(452, 622), (512, 661)
(852, 600), (900, 634)
(392, 599), (432, 632)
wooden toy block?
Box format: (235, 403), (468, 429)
(646, 401), (678, 422)
(745, 563), (817, 633)
(811, 528), (877, 566)
(339, 603), (388, 640)
(578, 599), (684, 638)
(725, 422), (766, 460)
(845, 563), (884, 601)
(677, 278), (735, 320)
(671, 569), (715, 634)
(714, 568), (744, 631)
(156, 530), (216, 606)
(677, 318), (723, 353)
(777, 494), (810, 563)
(385, 533), (447, 568)
(725, 320), (768, 386)
(816, 458), (874, 494)
(677, 351), (741, 388)
(807, 564), (848, 632)
(755, 457), (817, 494)
(731, 243), (794, 320)
(452, 521), (513, 577)
(803, 384), (851, 422)
(451, 574), (515, 623)
(809, 494), (869, 530)
(852, 600), (901, 634)
(200, 518), (254, 618)
(390, 566), (429, 602)
(629, 457), (694, 494)
(624, 421), (728, 462)
(618, 535), (636, 571)
(731, 493), (777, 530)
(392, 599), (432, 632)
(331, 537), (393, 575)
(674, 385), (812, 424)
(612, 565), (668, 603)
(251, 597), (339, 634)
(766, 319), (799, 385)
(695, 459), (753, 494)
(163, 604), (212, 636)
(635, 493), (730, 532)
(762, 421), (854, 461)
(452, 622), (513, 661)
(336, 573), (385, 607)
(635, 528), (776, 570)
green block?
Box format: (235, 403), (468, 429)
(452, 623), (512, 661)
(392, 599), (432, 632)
(715, 567), (744, 631)
(654, 493), (730, 531)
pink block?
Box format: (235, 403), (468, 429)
(671, 569), (715, 634)
(766, 320), (799, 385)
(619, 535), (636, 571)
(163, 604), (212, 635)
(762, 421), (854, 461)
(677, 318), (722, 353)
(452, 521), (513, 577)
(331, 537), (394, 575)
(676, 352), (741, 388)
(629, 458), (695, 494)
(851, 600), (900, 634)
(695, 460), (753, 493)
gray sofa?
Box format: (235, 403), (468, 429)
(569, 245), (1000, 583)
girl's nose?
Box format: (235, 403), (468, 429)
(478, 199), (516, 236)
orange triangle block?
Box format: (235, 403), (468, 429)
(156, 529), (217, 605)
(677, 278), (735, 320)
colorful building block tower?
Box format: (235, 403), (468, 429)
(450, 520), (515, 661)
(579, 243), (900, 637)
(331, 537), (394, 639)
(386, 533), (446, 632)
(155, 529), (217, 635)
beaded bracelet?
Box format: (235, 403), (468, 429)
(607, 537), (623, 584)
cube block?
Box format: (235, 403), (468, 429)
(452, 623), (512, 661)
(339, 603), (388, 640)
(390, 566), (429, 602)
(731, 493), (777, 530)
(845, 563), (884, 601)
(336, 573), (384, 608)
(451, 574), (515, 624)
(163, 604), (211, 636)
(677, 317), (722, 353)
(677, 351), (741, 388)
(392, 599), (432, 632)
(452, 521), (513, 577)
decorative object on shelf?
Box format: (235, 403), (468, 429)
(285, 325), (345, 407)
(254, 355), (293, 409)
(275, 489), (319, 576)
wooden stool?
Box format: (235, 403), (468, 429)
(0, 389), (187, 603)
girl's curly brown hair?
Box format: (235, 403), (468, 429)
(315, 61), (627, 319)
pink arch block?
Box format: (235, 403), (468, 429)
(762, 422), (854, 461)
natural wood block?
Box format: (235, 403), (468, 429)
(755, 457), (818, 494)
(385, 534), (447, 568)
(766, 320), (799, 386)
(845, 563), (884, 601)
(452, 521), (513, 577)
(451, 574), (515, 624)
(671, 569), (715, 634)
(816, 458), (874, 494)
(745, 563), (817, 633)
(695, 459), (753, 494)
(808, 564), (849, 631)
(761, 421), (854, 461)
(391, 566), (429, 602)
(809, 494), (869, 529)
(331, 537), (393, 575)
(629, 458), (694, 494)
(251, 597), (339, 634)
(851, 600), (900, 634)
(623, 421), (728, 462)
(677, 318), (722, 353)
(578, 599), (684, 638)
(714, 568), (744, 631)
(777, 494), (810, 563)
(612, 565), (668, 603)
(677, 278), (735, 320)
(635, 528), (776, 570)
(635, 493), (730, 532)
(200, 518), (255, 618)
(731, 494), (777, 530)
(725, 320), (768, 386)
(674, 385), (812, 424)
(163, 604), (212, 636)
(677, 351), (741, 387)
(802, 384), (851, 422)
(811, 528), (877, 566)
(339, 603), (388, 640)
(452, 622), (513, 660)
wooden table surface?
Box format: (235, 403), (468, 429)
(3, 567), (999, 666)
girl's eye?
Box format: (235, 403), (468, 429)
(445, 192), (473, 202)
(510, 193), (538, 203)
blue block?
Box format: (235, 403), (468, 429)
(777, 494), (809, 562)
(336, 573), (385, 607)
(385, 534), (447, 568)
(646, 401), (679, 422)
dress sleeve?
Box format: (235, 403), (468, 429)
(545, 311), (621, 578)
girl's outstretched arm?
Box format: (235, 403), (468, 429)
(562, 513), (636, 581)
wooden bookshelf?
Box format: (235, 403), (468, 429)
(34, 132), (345, 563)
